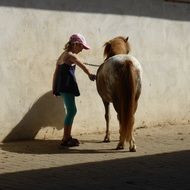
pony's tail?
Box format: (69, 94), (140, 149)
(120, 60), (136, 142)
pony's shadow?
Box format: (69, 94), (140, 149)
(3, 91), (65, 142)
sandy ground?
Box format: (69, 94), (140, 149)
(0, 124), (190, 190)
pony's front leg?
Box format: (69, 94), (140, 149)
(103, 101), (110, 142)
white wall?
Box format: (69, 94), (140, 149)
(0, 0), (190, 141)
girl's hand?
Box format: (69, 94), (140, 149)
(89, 74), (96, 81)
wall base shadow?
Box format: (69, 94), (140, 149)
(0, 150), (190, 189)
(3, 91), (65, 142)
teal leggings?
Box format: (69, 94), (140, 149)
(60, 93), (77, 126)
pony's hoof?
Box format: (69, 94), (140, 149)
(116, 144), (124, 150)
(103, 137), (110, 143)
(129, 146), (136, 152)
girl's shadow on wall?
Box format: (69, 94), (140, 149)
(3, 91), (65, 142)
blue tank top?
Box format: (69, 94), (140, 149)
(52, 63), (80, 96)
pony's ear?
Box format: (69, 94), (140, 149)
(103, 42), (111, 58)
(125, 37), (129, 42)
(103, 42), (110, 47)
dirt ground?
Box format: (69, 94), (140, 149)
(0, 124), (190, 190)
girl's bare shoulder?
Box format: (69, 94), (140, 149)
(57, 51), (74, 65)
(65, 52), (78, 63)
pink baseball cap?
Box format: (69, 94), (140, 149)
(69, 33), (90, 50)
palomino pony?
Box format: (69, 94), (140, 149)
(96, 36), (142, 151)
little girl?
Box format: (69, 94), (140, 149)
(52, 33), (96, 147)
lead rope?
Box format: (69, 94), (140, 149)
(83, 62), (100, 67)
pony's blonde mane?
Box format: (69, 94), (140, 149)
(103, 36), (131, 60)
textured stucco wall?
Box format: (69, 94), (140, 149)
(0, 0), (190, 141)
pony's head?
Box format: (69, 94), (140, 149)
(103, 36), (130, 60)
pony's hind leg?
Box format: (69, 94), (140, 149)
(103, 101), (110, 142)
(116, 115), (125, 150)
(116, 129), (125, 150)
(129, 101), (138, 152)
(129, 136), (136, 152)
(128, 116), (136, 152)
